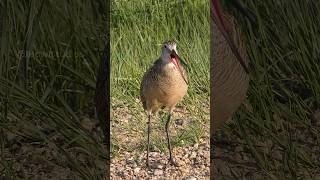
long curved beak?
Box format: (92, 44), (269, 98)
(170, 50), (188, 85)
(212, 0), (250, 74)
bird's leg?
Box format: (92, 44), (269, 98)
(146, 112), (151, 168)
(165, 111), (177, 166)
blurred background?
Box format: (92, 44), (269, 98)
(213, 0), (320, 178)
(0, 0), (108, 179)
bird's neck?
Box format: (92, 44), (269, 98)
(160, 54), (172, 63)
(217, 11), (235, 36)
(158, 55), (181, 71)
(211, 11), (248, 76)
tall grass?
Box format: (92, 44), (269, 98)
(0, 0), (108, 179)
(110, 0), (210, 156)
(226, 0), (320, 178)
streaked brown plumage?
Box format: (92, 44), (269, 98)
(140, 40), (188, 167)
(211, 2), (250, 132)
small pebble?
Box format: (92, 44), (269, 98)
(190, 152), (197, 159)
(185, 177), (197, 180)
(193, 143), (199, 149)
(175, 119), (184, 126)
(154, 169), (163, 176)
(134, 167), (140, 174)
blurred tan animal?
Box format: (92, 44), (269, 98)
(211, 0), (256, 132)
(140, 40), (188, 167)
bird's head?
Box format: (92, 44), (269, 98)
(161, 40), (178, 57)
(160, 40), (188, 84)
(160, 40), (180, 67)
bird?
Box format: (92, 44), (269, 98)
(211, 0), (256, 132)
(140, 40), (188, 167)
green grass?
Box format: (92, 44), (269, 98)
(110, 0), (210, 158)
(223, 0), (320, 178)
(0, 0), (108, 179)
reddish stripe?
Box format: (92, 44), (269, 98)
(211, 0), (249, 74)
(171, 57), (180, 70)
(212, 0), (226, 31)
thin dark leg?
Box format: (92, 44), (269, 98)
(147, 113), (151, 167)
(165, 112), (176, 165)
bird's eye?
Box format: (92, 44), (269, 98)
(164, 45), (167, 49)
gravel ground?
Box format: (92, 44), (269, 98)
(7, 105), (317, 179)
(110, 141), (210, 179)
(111, 100), (210, 179)
(3, 108), (319, 179)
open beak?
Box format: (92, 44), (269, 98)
(170, 50), (188, 85)
(212, 0), (250, 73)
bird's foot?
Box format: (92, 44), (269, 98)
(146, 161), (151, 169)
(169, 158), (178, 166)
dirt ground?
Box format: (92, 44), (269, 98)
(3, 109), (319, 179)
(1, 114), (108, 180)
(211, 114), (320, 179)
(110, 104), (210, 180)
(110, 142), (210, 179)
